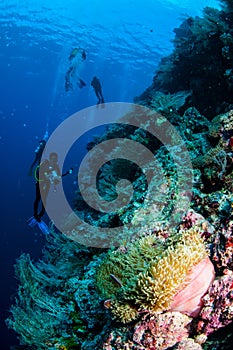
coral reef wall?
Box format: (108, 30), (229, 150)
(6, 103), (233, 349)
(135, 0), (233, 118)
(6, 1), (233, 349)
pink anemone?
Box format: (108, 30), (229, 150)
(169, 257), (215, 317)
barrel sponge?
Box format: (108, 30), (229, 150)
(96, 227), (211, 323)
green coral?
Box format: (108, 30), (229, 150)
(150, 90), (191, 115)
(6, 230), (92, 349)
(96, 228), (208, 323)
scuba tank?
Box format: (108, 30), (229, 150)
(34, 140), (46, 154)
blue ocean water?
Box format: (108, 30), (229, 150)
(0, 0), (220, 348)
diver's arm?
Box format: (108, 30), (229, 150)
(62, 168), (73, 177)
(45, 165), (72, 182)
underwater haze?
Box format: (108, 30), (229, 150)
(0, 0), (222, 349)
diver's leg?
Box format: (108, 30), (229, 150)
(96, 91), (101, 104)
(39, 183), (50, 218)
(33, 182), (41, 219)
(100, 89), (105, 103)
(38, 204), (45, 219)
(65, 67), (73, 91)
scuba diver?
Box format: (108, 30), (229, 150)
(69, 47), (86, 61)
(28, 130), (49, 176)
(65, 47), (87, 91)
(28, 151), (73, 234)
(33, 152), (61, 222)
(91, 76), (105, 105)
(28, 139), (46, 176)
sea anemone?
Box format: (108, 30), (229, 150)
(96, 227), (215, 323)
(169, 257), (215, 317)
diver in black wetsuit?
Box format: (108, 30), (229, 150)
(33, 153), (73, 222)
(28, 139), (46, 176)
(65, 47), (87, 91)
(28, 149), (73, 234)
(33, 152), (61, 221)
(28, 138), (49, 233)
(91, 76), (105, 105)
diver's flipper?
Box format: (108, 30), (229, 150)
(37, 220), (50, 235)
(65, 80), (73, 92)
(78, 78), (86, 88)
(27, 216), (38, 228)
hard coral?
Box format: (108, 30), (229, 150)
(212, 220), (233, 272)
(133, 312), (192, 350)
(197, 271), (233, 336)
(175, 338), (203, 350)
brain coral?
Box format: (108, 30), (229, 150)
(96, 228), (215, 323)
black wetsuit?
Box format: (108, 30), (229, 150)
(34, 161), (71, 220)
(33, 160), (61, 220)
(91, 77), (105, 104)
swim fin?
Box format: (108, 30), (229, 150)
(27, 216), (38, 228)
(77, 78), (86, 88)
(37, 220), (50, 235)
